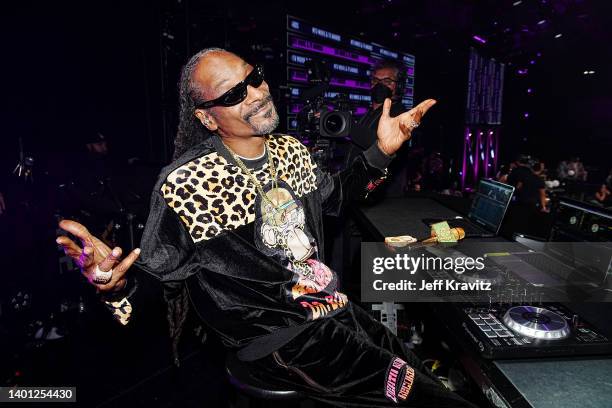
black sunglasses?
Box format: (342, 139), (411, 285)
(196, 65), (265, 109)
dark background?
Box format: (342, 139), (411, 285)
(0, 1), (611, 406)
(2, 0), (611, 174)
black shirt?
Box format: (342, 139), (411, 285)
(507, 166), (545, 206)
(128, 133), (392, 360)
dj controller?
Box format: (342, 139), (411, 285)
(456, 303), (612, 359)
(425, 247), (612, 359)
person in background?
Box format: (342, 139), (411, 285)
(506, 154), (549, 237)
(496, 162), (516, 184)
(533, 160), (547, 180)
(421, 151), (445, 192)
(348, 59), (409, 197)
(557, 157), (588, 182)
(594, 183), (611, 207)
(508, 155), (547, 212)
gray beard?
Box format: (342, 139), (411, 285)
(248, 103), (280, 135)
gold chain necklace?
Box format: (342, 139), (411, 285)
(223, 137), (280, 211)
(224, 137), (317, 266)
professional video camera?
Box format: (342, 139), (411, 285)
(296, 59), (352, 140)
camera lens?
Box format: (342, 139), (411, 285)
(323, 113), (346, 134)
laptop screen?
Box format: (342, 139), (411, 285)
(468, 179), (515, 234)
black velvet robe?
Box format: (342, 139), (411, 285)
(124, 134), (474, 406)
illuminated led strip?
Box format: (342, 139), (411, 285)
(349, 94), (371, 102)
(290, 70), (308, 82)
(289, 35), (376, 65)
(289, 69), (371, 90)
(403, 54), (415, 65)
(289, 53), (309, 65)
(288, 52), (370, 78)
(332, 62), (359, 74)
(289, 16), (380, 55)
(378, 48), (398, 59)
(350, 39), (373, 51)
(329, 78), (370, 90)
(288, 18), (342, 42)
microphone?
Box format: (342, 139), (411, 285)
(420, 227), (465, 244)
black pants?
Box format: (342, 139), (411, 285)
(252, 303), (477, 407)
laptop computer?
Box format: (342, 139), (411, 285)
(423, 179), (515, 238)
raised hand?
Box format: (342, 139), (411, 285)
(56, 220), (140, 293)
(376, 98), (437, 156)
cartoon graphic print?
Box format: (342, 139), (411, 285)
(254, 180), (348, 320)
(258, 186), (315, 262)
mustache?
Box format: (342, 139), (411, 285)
(243, 95), (274, 121)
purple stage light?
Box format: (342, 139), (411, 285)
(517, 68), (528, 75)
(530, 60), (535, 65)
(461, 127), (470, 189)
(472, 35), (487, 44)
(523, 112), (529, 118)
(527, 88), (533, 94)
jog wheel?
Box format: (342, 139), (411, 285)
(502, 306), (570, 340)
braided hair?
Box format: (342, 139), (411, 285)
(168, 48), (228, 365)
(173, 47), (227, 160)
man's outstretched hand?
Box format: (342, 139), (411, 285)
(376, 98), (437, 156)
(57, 220), (140, 294)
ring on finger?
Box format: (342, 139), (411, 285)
(407, 119), (420, 130)
(93, 264), (113, 284)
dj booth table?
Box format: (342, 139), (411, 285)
(354, 196), (612, 408)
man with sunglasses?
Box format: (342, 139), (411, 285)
(57, 48), (474, 407)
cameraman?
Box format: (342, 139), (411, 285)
(348, 59), (409, 196)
